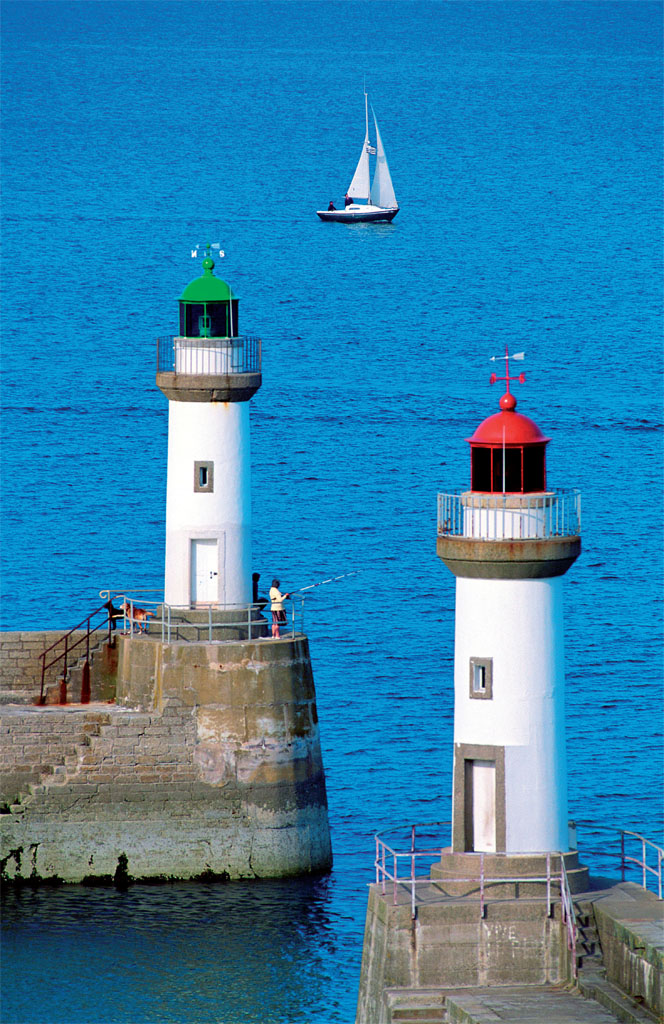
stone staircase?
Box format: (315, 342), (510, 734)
(41, 635), (117, 705)
(1, 707), (113, 812)
(574, 899), (659, 1024)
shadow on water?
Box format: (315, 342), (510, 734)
(1, 875), (345, 1024)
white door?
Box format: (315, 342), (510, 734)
(472, 760), (496, 852)
(190, 539), (218, 605)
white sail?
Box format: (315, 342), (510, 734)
(370, 110), (397, 210)
(348, 141), (370, 199)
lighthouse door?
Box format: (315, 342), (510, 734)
(190, 539), (219, 605)
(469, 759), (496, 852)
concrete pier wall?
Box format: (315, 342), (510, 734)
(356, 884), (571, 1024)
(0, 632), (332, 883)
(591, 883), (663, 1019)
(355, 878), (663, 1024)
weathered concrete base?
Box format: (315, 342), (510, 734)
(1, 632), (332, 883)
(355, 879), (663, 1023)
(431, 850), (590, 897)
(588, 882), (663, 1020)
(1, 800), (331, 883)
(356, 884), (573, 1023)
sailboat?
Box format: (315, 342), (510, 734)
(316, 92), (399, 223)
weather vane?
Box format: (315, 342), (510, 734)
(489, 345), (525, 392)
(191, 242), (225, 259)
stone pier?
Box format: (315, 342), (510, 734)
(0, 630), (332, 883)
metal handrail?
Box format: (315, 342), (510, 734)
(375, 831), (572, 923)
(437, 488), (581, 540)
(39, 603), (114, 705)
(373, 822), (664, 934)
(620, 830), (663, 900)
(113, 594), (305, 643)
(573, 821), (663, 899)
(157, 335), (261, 375)
(560, 858), (578, 979)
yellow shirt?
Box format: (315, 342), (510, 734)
(269, 587), (287, 611)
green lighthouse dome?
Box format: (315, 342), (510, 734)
(178, 255), (239, 338)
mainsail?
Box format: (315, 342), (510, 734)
(370, 110), (397, 210)
(347, 141), (371, 200)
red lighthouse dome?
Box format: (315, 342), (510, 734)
(467, 351), (550, 494)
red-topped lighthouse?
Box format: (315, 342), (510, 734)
(437, 350), (581, 854)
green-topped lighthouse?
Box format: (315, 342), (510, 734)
(156, 246), (261, 606)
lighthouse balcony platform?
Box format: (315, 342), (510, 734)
(437, 490), (581, 579)
(156, 335), (261, 402)
(116, 598), (305, 645)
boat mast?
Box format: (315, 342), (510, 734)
(364, 87), (369, 146)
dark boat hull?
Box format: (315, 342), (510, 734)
(317, 207), (399, 223)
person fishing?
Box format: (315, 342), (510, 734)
(269, 578), (290, 639)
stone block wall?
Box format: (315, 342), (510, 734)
(0, 632), (67, 704)
(1, 634), (332, 884)
(0, 631), (117, 705)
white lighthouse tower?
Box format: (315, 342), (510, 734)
(156, 248), (261, 608)
(437, 350), (581, 855)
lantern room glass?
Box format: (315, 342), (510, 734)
(471, 443), (546, 494)
(179, 300), (240, 338)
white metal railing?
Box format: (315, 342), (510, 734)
(373, 823), (574, 922)
(437, 488), (581, 540)
(372, 821), (663, 951)
(98, 591), (304, 643)
(559, 859), (579, 979)
(573, 822), (663, 900)
(157, 335), (261, 376)
(620, 830), (662, 899)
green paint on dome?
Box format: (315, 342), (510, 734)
(179, 257), (238, 302)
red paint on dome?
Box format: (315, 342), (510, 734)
(468, 409), (550, 446)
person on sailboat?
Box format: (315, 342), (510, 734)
(344, 192), (352, 207)
(328, 201), (336, 211)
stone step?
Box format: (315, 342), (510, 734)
(578, 970), (659, 1024)
(444, 985), (629, 1023)
(386, 988), (447, 1024)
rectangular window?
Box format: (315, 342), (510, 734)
(185, 303), (205, 337)
(471, 447), (491, 491)
(523, 445), (546, 492)
(469, 657), (493, 700)
(492, 448), (522, 493)
(194, 461), (214, 493)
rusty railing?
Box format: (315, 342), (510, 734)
(38, 602), (118, 705)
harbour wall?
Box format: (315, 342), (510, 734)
(356, 884), (573, 1023)
(356, 878), (663, 1023)
(0, 631), (332, 883)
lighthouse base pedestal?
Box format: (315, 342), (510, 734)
(430, 849), (590, 897)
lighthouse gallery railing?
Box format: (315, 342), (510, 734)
(157, 335), (261, 375)
(437, 488), (581, 540)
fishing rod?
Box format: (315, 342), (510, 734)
(295, 571), (359, 594)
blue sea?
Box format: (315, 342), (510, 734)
(1, 1), (662, 1021)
